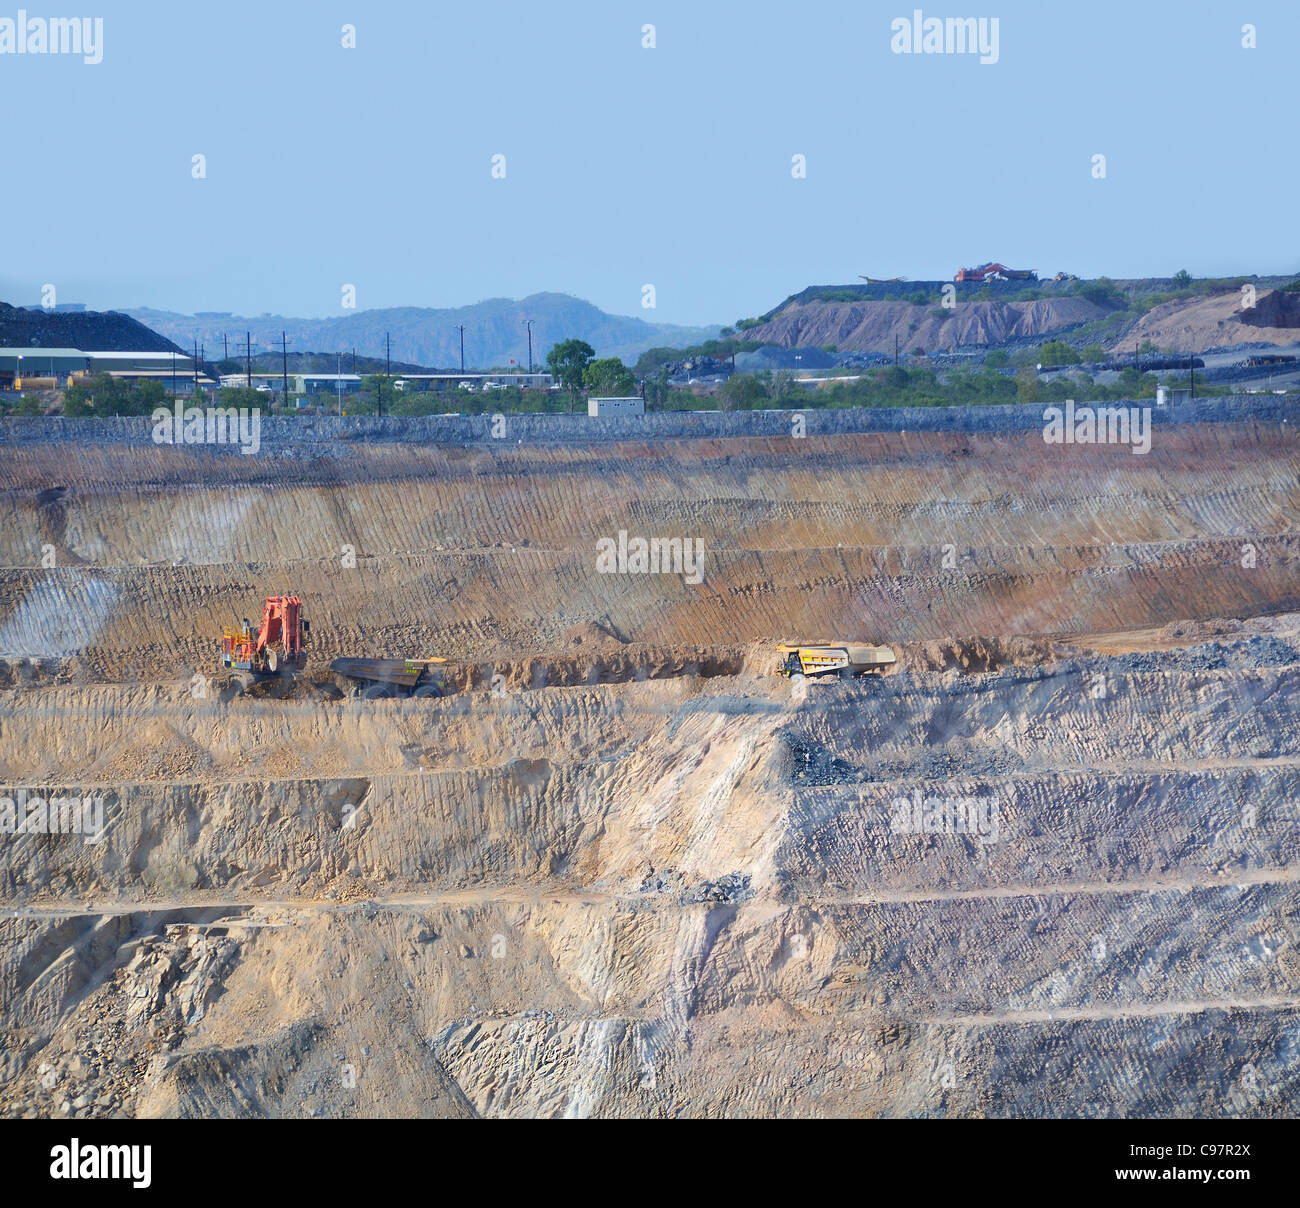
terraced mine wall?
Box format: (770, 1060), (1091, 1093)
(1, 394), (1296, 449)
(3, 390), (1299, 1120)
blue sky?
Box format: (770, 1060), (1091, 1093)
(1, 0), (1295, 325)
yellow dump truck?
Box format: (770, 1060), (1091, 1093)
(776, 642), (897, 679)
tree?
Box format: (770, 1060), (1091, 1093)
(883, 365), (909, 389)
(216, 358), (242, 375)
(718, 373), (768, 412)
(545, 339), (595, 409)
(138, 380), (167, 412)
(1172, 269), (1192, 288)
(583, 357), (635, 397)
(62, 382), (93, 416)
(1015, 367), (1041, 403)
(1037, 341), (1081, 367)
(85, 372), (132, 417)
(770, 369), (796, 399)
(1080, 345), (1107, 363)
(985, 349), (1010, 368)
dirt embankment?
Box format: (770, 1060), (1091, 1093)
(738, 297), (1108, 353)
(2, 412), (1299, 1120)
(1108, 289), (1300, 355)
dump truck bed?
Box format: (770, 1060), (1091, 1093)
(330, 657), (426, 689)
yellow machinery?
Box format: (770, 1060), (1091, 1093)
(777, 642), (896, 679)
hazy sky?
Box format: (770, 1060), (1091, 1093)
(1, 0), (1295, 324)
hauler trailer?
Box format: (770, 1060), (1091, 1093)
(776, 642), (896, 680)
(330, 657), (449, 698)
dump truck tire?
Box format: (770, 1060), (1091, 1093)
(413, 684), (442, 698)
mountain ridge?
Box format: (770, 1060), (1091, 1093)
(123, 292), (719, 369)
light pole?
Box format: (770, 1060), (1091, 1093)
(524, 319), (534, 374)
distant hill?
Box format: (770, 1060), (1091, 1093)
(0, 302), (182, 353)
(738, 295), (1109, 355)
(124, 294), (719, 370)
(737, 275), (1300, 357)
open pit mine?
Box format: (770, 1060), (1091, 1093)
(1, 399), (1298, 1118)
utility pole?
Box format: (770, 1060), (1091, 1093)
(246, 331), (252, 389)
(280, 331), (289, 406)
(171, 350), (176, 397)
(455, 324), (466, 372)
(193, 339), (199, 389)
(223, 333), (229, 361)
(524, 319), (534, 374)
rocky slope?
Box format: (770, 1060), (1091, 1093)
(1, 405), (1297, 1117)
(737, 297), (1109, 354)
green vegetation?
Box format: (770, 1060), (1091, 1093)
(718, 373), (769, 411)
(929, 308), (952, 322)
(545, 338), (595, 407)
(50, 372), (167, 417)
(63, 381), (93, 416)
(984, 349), (1009, 369)
(8, 393), (44, 416)
(583, 357), (635, 396)
(1070, 277), (1127, 309)
(1080, 344), (1107, 363)
(1036, 340), (1081, 367)
(633, 337), (761, 377)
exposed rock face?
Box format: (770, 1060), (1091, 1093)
(1, 406), (1298, 1118)
(737, 297), (1109, 353)
(1241, 289), (1300, 329)
(1110, 289), (1300, 353)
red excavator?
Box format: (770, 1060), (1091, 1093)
(220, 595), (310, 683)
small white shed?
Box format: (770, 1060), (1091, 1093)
(588, 396), (644, 417)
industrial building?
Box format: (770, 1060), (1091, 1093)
(0, 346), (203, 389)
(588, 396), (644, 416)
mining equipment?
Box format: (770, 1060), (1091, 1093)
(776, 642), (897, 680)
(220, 595), (310, 688)
(330, 657), (449, 699)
